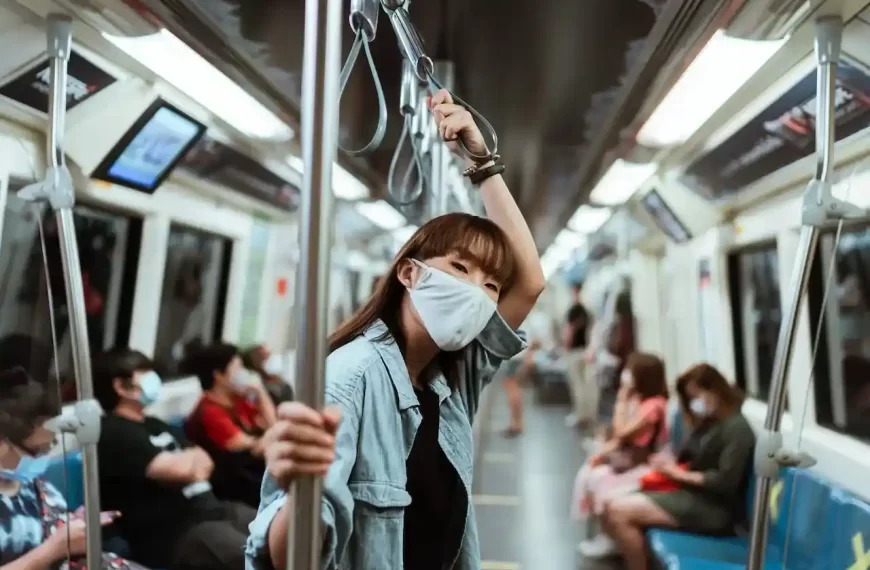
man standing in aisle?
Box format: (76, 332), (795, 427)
(563, 282), (596, 429)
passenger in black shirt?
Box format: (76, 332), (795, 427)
(562, 282), (596, 428)
(93, 348), (256, 570)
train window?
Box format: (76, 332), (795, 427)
(153, 223), (232, 378)
(238, 219), (270, 345)
(0, 184), (140, 403)
(808, 225), (870, 442)
(727, 243), (783, 402)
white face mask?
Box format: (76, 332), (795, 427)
(407, 260), (498, 351)
(690, 398), (708, 417)
(263, 354), (283, 376)
(231, 369), (259, 391)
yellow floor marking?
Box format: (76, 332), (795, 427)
(770, 480), (783, 522)
(481, 561), (519, 570)
(483, 452), (516, 463)
(473, 494), (520, 506)
(848, 533), (870, 570)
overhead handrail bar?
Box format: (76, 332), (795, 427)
(745, 16), (866, 570)
(387, 60), (427, 204)
(380, 0), (499, 164)
(17, 14), (104, 570)
(338, 0), (387, 155)
(286, 0), (343, 568)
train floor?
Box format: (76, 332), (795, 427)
(473, 384), (624, 570)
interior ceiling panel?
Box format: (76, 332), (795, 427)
(142, 0), (668, 245)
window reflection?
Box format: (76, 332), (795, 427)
(814, 226), (870, 441)
(729, 243), (782, 402)
(0, 184), (139, 401)
(153, 224), (231, 379)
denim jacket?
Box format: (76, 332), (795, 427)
(245, 313), (526, 570)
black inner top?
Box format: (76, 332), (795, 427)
(567, 302), (589, 348)
(404, 387), (466, 570)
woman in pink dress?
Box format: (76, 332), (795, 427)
(572, 352), (670, 557)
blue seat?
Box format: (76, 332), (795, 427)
(827, 492), (870, 570)
(648, 468), (848, 570)
(44, 451), (85, 510)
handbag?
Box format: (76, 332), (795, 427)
(36, 480), (150, 570)
(639, 463), (690, 492)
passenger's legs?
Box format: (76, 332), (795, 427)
(503, 373), (524, 436)
(171, 502), (256, 570)
(564, 349), (594, 427)
(601, 494), (678, 570)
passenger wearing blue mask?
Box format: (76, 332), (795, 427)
(247, 89), (545, 570)
(0, 367), (145, 570)
(93, 348), (256, 570)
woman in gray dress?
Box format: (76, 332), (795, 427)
(599, 363), (756, 570)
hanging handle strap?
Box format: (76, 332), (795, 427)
(338, 28), (388, 156)
(387, 115), (427, 204)
(426, 74), (499, 163)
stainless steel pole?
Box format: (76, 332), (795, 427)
(45, 14), (103, 570)
(428, 60), (455, 218)
(745, 17), (841, 570)
(286, 0), (342, 567)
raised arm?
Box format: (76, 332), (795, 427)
(430, 90), (545, 330)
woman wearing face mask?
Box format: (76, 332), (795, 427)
(599, 364), (755, 570)
(571, 353), (669, 558)
(246, 89), (545, 570)
(0, 367), (147, 570)
(241, 345), (294, 406)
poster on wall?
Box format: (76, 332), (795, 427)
(697, 258), (719, 363)
(0, 50), (116, 114)
(681, 57), (870, 202)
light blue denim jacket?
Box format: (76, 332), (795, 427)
(245, 313), (526, 570)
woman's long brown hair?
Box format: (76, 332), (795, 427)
(328, 213), (516, 388)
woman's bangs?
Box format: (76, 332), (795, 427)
(415, 215), (515, 285)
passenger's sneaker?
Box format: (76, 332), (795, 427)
(578, 534), (618, 558)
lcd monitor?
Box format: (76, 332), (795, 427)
(640, 189), (692, 244)
(92, 98), (206, 193)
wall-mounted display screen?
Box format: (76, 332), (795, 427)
(680, 57), (870, 202)
(92, 98), (206, 193)
(640, 189), (691, 243)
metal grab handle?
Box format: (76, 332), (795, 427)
(381, 5), (499, 163)
(426, 73), (499, 163)
(17, 14), (104, 570)
(337, 28), (387, 155)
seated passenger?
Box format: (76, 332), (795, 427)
(572, 352), (669, 557)
(241, 345), (294, 406)
(600, 363), (755, 570)
(185, 343), (275, 507)
(245, 89), (544, 570)
(93, 348), (256, 570)
(0, 367), (149, 570)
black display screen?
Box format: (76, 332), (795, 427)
(640, 189), (692, 243)
(91, 98), (206, 193)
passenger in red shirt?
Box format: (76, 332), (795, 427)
(185, 343), (278, 507)
(186, 343), (277, 454)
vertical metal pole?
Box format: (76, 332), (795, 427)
(428, 60), (454, 218)
(286, 0), (342, 568)
(44, 14), (103, 570)
(745, 17), (840, 570)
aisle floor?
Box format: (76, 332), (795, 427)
(473, 385), (624, 570)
